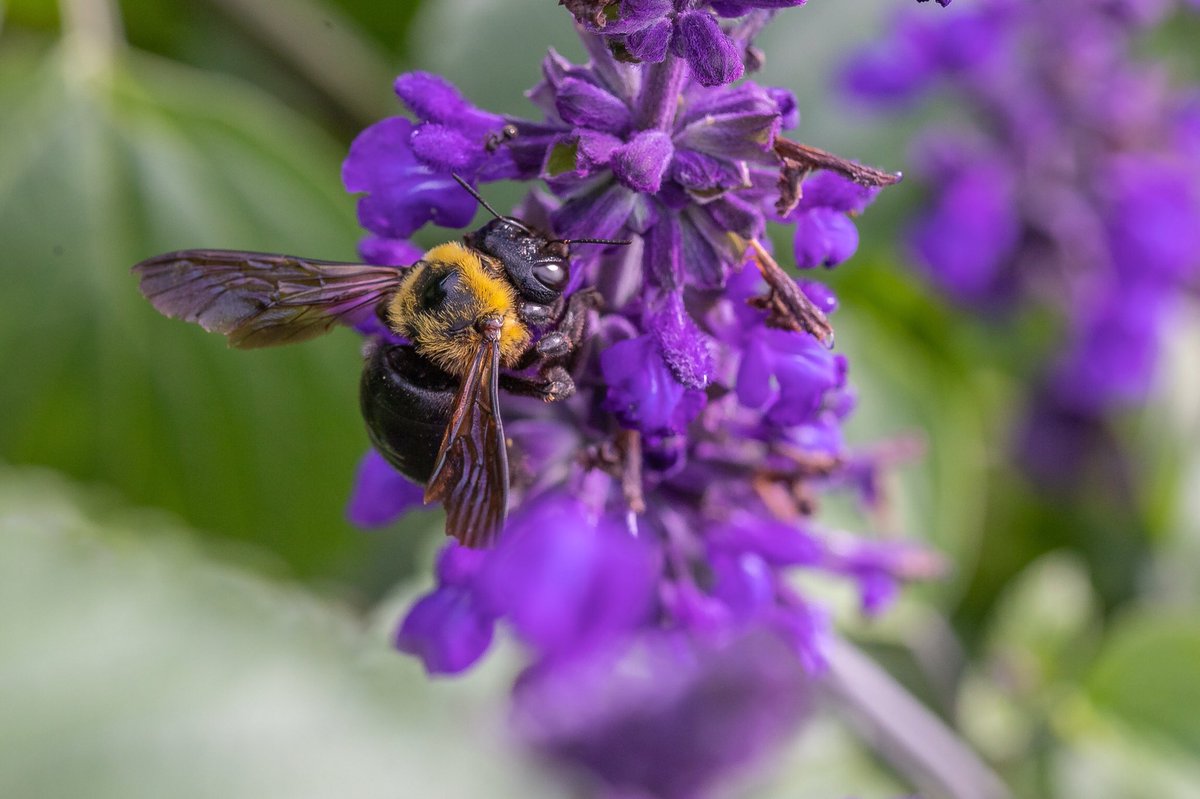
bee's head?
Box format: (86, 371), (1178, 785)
(465, 217), (570, 306)
(453, 175), (629, 306)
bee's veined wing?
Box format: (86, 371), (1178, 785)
(424, 320), (509, 548)
(133, 249), (406, 348)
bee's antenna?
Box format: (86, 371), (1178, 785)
(452, 174), (506, 221)
(553, 237), (633, 247)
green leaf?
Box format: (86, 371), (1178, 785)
(1052, 699), (1200, 799)
(983, 552), (1101, 684)
(1085, 611), (1200, 755)
(0, 465), (554, 799)
(0, 44), (431, 582)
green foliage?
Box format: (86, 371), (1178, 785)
(1086, 612), (1200, 755)
(0, 40), (433, 582)
(0, 465), (552, 799)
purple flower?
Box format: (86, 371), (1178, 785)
(844, 0), (1200, 477)
(342, 4), (938, 795)
(563, 3), (811, 88)
(736, 329), (847, 427)
(652, 292), (716, 389)
(906, 154), (1021, 303)
(601, 334), (707, 437)
(1052, 282), (1169, 412)
(395, 493), (658, 672)
(512, 631), (811, 799)
(341, 71), (529, 242)
(787, 171), (880, 268)
(709, 514), (941, 618)
(346, 449), (425, 528)
(357, 235), (423, 267)
(342, 117), (478, 239)
(475, 493), (659, 656)
(396, 543), (495, 674)
(1103, 154), (1200, 284)
(674, 10), (746, 87)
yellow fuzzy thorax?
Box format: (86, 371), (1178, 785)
(387, 242), (531, 375)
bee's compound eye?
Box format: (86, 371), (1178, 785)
(532, 259), (568, 292)
(420, 271), (459, 311)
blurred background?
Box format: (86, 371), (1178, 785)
(2, 0), (1198, 797)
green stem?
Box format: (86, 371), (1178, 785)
(59, 0), (123, 75)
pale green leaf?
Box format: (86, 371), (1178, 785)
(0, 465), (556, 799)
(1085, 611), (1200, 756)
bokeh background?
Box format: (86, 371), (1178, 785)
(2, 1), (1198, 797)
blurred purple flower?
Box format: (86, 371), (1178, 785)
(844, 0), (1200, 453)
(346, 449), (425, 528)
(396, 543), (495, 674)
(513, 631), (810, 799)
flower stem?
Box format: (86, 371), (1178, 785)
(59, 0), (123, 77)
(637, 54), (687, 131)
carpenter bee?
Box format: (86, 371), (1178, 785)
(133, 178), (626, 547)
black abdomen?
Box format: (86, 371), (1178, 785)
(360, 343), (457, 484)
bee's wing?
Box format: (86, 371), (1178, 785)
(133, 249), (406, 348)
(424, 325), (509, 547)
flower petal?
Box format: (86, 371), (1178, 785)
(513, 631), (811, 799)
(395, 586), (495, 675)
(793, 207), (859, 269)
(342, 117), (477, 238)
(394, 71), (502, 136)
(345, 449), (425, 528)
(553, 180), (640, 240)
(611, 129), (675, 193)
(626, 18), (673, 62)
(410, 123), (488, 173)
(477, 494), (658, 654)
(357, 236), (423, 267)
(651, 292), (715, 389)
(601, 334), (705, 436)
(555, 77), (632, 134)
(674, 11), (745, 87)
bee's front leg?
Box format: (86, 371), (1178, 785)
(499, 366), (575, 403)
(517, 302), (555, 328)
(505, 290), (600, 396)
(530, 289), (603, 362)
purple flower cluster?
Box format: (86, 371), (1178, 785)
(344, 4), (935, 795)
(845, 0), (1200, 474)
(562, 2), (811, 88)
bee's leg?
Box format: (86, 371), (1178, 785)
(499, 366), (576, 403)
(556, 288), (603, 339)
(517, 302), (555, 328)
(532, 289), (603, 361)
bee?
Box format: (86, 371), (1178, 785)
(133, 178), (626, 547)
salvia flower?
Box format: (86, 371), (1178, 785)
(512, 630), (810, 799)
(844, 0), (1200, 478)
(345, 3), (940, 796)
